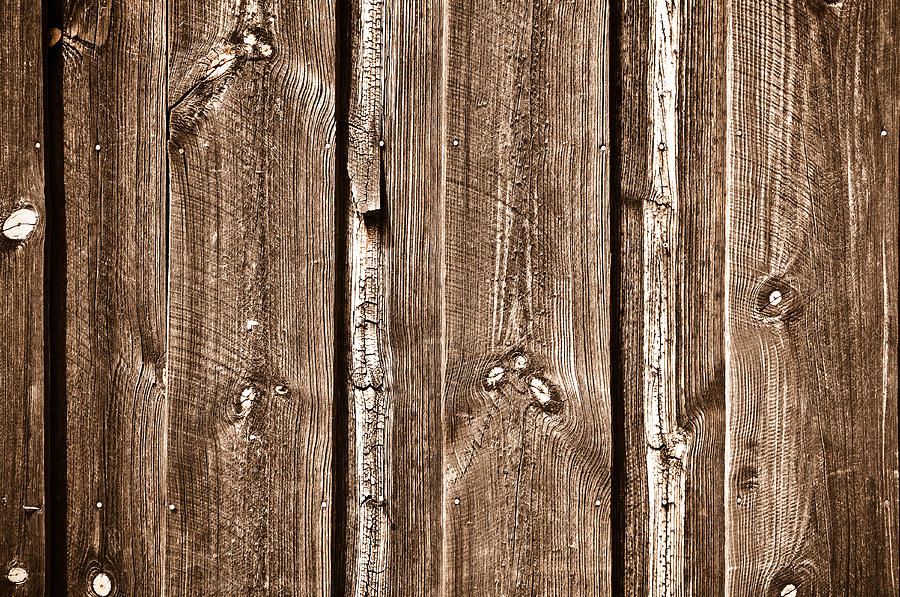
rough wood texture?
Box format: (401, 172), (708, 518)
(617, 0), (729, 593)
(347, 0), (384, 213)
(0, 1), (45, 593)
(59, 0), (168, 593)
(442, 0), (611, 592)
(725, 0), (899, 594)
(341, 0), (445, 593)
(166, 0), (336, 593)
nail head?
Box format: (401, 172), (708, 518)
(768, 290), (783, 306)
(781, 584), (797, 597)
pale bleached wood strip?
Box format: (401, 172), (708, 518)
(0, 1), (45, 593)
(725, 0), (899, 593)
(166, 0), (335, 593)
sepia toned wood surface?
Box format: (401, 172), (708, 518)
(725, 0), (899, 594)
(166, 0), (336, 593)
(0, 1), (45, 595)
(441, 0), (612, 593)
(56, 0), (169, 594)
(0, 0), (895, 594)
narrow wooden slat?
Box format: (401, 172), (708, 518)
(165, 0), (336, 593)
(442, 0), (611, 592)
(0, 0), (45, 593)
(675, 0), (728, 591)
(59, 0), (168, 593)
(726, 0), (899, 593)
(616, 0), (728, 592)
(341, 0), (445, 593)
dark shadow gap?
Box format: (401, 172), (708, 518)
(332, 0), (352, 594)
(607, 0), (626, 593)
(42, 0), (67, 592)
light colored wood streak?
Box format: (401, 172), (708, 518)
(645, 0), (688, 594)
(349, 214), (390, 597)
(349, 0), (385, 213)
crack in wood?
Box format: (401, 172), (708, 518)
(350, 214), (389, 597)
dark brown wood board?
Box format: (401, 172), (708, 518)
(441, 0), (612, 593)
(165, 0), (337, 594)
(0, 0), (45, 594)
(725, 0), (899, 594)
(57, 0), (168, 594)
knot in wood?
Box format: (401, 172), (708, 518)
(91, 571), (113, 596)
(6, 566), (27, 585)
(2, 207), (39, 241)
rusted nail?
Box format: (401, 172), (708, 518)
(3, 207), (39, 241)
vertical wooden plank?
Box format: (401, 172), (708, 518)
(165, 0), (335, 593)
(675, 0), (728, 593)
(341, 0), (445, 593)
(615, 0), (728, 592)
(726, 0), (899, 593)
(442, 0), (611, 592)
(0, 0), (44, 593)
(612, 0), (652, 592)
(59, 0), (168, 594)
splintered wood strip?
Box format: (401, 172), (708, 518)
(348, 0), (384, 213)
(442, 0), (611, 593)
(58, 0), (168, 594)
(725, 0), (899, 593)
(165, 0), (336, 593)
(0, 0), (45, 593)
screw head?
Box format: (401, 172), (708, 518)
(3, 207), (39, 241)
(6, 566), (28, 585)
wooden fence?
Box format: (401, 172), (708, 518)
(0, 0), (897, 594)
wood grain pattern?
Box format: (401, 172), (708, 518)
(59, 0), (168, 593)
(342, 0), (445, 593)
(725, 0), (899, 593)
(0, 0), (45, 593)
(442, 0), (611, 592)
(166, 0), (335, 593)
(616, 0), (728, 592)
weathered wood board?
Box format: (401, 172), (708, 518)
(166, 0), (336, 593)
(614, 0), (729, 593)
(441, 0), (612, 593)
(0, 0), (895, 594)
(340, 0), (445, 594)
(58, 0), (168, 594)
(725, 0), (899, 594)
(0, 1), (45, 594)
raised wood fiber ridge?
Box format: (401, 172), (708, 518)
(0, 0), (895, 594)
